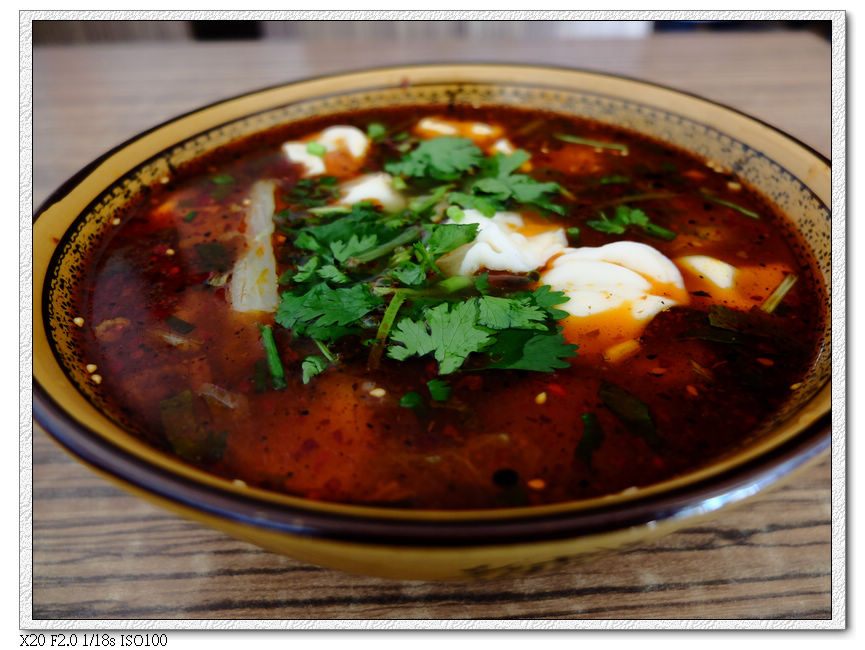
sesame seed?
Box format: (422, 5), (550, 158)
(527, 478), (546, 490)
(242, 198), (252, 205)
(534, 391), (547, 405)
(90, 374), (103, 385)
(73, 317), (85, 327)
(85, 364), (98, 373)
(727, 181), (742, 191)
(111, 217), (121, 226)
(685, 385), (698, 397)
(649, 367), (666, 376)
(232, 479), (248, 487)
(160, 176), (170, 184)
(790, 382), (802, 390)
(756, 357), (775, 367)
(165, 248), (175, 256)
(369, 387), (386, 398)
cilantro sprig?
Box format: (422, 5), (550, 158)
(586, 205), (677, 241)
(385, 137), (484, 181)
(386, 287), (578, 375)
(267, 135), (583, 386)
(447, 150), (565, 216)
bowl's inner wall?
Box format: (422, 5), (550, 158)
(43, 79), (831, 484)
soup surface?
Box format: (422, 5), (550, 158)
(73, 105), (825, 509)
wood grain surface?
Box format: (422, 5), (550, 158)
(30, 29), (833, 622)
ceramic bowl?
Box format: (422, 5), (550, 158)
(33, 64), (831, 580)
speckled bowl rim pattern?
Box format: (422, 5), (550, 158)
(33, 64), (831, 548)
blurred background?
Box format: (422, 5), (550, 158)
(30, 18), (833, 209)
(32, 19), (831, 44)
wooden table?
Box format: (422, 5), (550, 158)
(30, 30), (833, 622)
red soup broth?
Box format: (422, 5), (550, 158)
(72, 105), (826, 509)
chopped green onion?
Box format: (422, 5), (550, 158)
(166, 315), (195, 335)
(566, 226), (581, 244)
(313, 338), (337, 363)
(641, 222), (678, 241)
(306, 205), (351, 215)
(368, 290), (409, 370)
(596, 192), (679, 208)
(348, 226), (422, 265)
(391, 175), (407, 191)
(366, 122), (387, 141)
(436, 275), (473, 293)
(598, 381), (661, 447)
(761, 274), (798, 314)
(446, 205), (465, 222)
(575, 412), (605, 468)
(690, 359), (714, 382)
(399, 391), (424, 409)
(258, 324), (286, 390)
(306, 141), (327, 157)
(426, 379), (451, 402)
(182, 210), (198, 223)
(211, 173), (234, 185)
(600, 175), (630, 185)
(700, 189), (760, 219)
(554, 133), (628, 154)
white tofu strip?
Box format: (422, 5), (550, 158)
(228, 180), (280, 313)
(437, 210), (567, 277)
(676, 255), (738, 289)
(541, 242), (684, 320)
(282, 125), (370, 177)
(339, 172), (406, 212)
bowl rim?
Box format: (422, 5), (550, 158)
(33, 62), (832, 546)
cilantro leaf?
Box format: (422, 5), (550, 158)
(389, 263), (428, 287)
(295, 203), (383, 250)
(485, 330), (578, 372)
(276, 283), (383, 341)
(425, 223), (480, 258)
(448, 191), (497, 217)
(330, 233), (379, 263)
(385, 137), (484, 181)
(598, 381), (661, 447)
(316, 264), (351, 284)
(284, 176), (340, 209)
(366, 122), (387, 142)
(407, 183), (453, 214)
(587, 205), (677, 241)
(474, 295), (547, 331)
(288, 257), (320, 284)
(526, 285), (571, 321)
(473, 272), (491, 295)
(399, 391), (424, 409)
(426, 379), (451, 401)
(301, 356), (328, 384)
(387, 301), (493, 374)
(486, 149), (531, 178)
(575, 412), (605, 468)
(446, 150), (565, 216)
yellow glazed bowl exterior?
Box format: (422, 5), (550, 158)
(34, 64), (831, 581)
